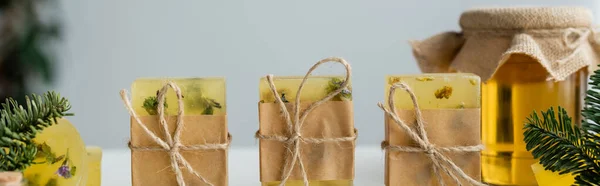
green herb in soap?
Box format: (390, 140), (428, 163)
(201, 98), (222, 115)
(142, 91), (169, 115)
(327, 77), (352, 101)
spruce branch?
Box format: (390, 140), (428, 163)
(0, 91), (72, 171)
(523, 65), (600, 185)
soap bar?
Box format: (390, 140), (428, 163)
(258, 75), (354, 186)
(24, 119), (87, 186)
(384, 73), (482, 186)
(131, 78), (226, 116)
(385, 74), (480, 109)
(531, 163), (575, 186)
(259, 76), (352, 103)
(85, 146), (102, 186)
(129, 77), (229, 186)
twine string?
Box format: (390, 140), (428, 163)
(557, 28), (592, 64)
(255, 57), (356, 186)
(121, 81), (230, 186)
(379, 82), (486, 186)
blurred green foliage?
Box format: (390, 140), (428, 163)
(0, 0), (61, 103)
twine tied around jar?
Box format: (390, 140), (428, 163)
(254, 57), (358, 186)
(120, 82), (231, 186)
(379, 82), (486, 186)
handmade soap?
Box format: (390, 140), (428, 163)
(258, 75), (353, 186)
(384, 73), (481, 186)
(131, 78), (226, 116)
(24, 118), (88, 186)
(259, 76), (352, 103)
(85, 146), (102, 186)
(385, 74), (480, 109)
(129, 77), (229, 186)
(531, 163), (575, 186)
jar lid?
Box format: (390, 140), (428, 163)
(411, 6), (600, 82)
(460, 7), (593, 30)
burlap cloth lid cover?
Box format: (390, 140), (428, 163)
(411, 7), (600, 81)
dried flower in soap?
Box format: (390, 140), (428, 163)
(416, 77), (435, 81)
(388, 77), (401, 85)
(327, 77), (352, 101)
(434, 86), (453, 99)
(55, 165), (71, 179)
(55, 150), (76, 179)
(469, 79), (478, 85)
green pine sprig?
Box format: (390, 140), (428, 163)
(524, 66), (600, 185)
(0, 91), (72, 171)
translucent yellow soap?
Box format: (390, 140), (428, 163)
(385, 73), (481, 109)
(131, 78), (226, 116)
(85, 146), (102, 186)
(531, 163), (575, 186)
(384, 73), (481, 186)
(259, 76), (352, 103)
(259, 75), (352, 186)
(24, 118), (88, 186)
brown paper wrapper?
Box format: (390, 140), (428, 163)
(130, 115), (229, 186)
(258, 101), (355, 182)
(385, 109), (481, 186)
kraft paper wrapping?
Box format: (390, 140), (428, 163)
(258, 101), (355, 182)
(130, 115), (229, 186)
(385, 109), (481, 186)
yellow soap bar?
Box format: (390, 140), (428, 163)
(259, 76), (352, 103)
(85, 146), (103, 186)
(385, 73), (481, 109)
(531, 163), (575, 186)
(24, 119), (88, 186)
(259, 75), (352, 186)
(131, 78), (226, 116)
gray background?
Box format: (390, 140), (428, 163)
(51, 0), (599, 149)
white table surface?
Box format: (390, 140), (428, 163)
(102, 146), (385, 186)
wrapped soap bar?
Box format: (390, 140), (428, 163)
(382, 74), (484, 186)
(121, 78), (230, 186)
(85, 146), (102, 186)
(256, 57), (357, 186)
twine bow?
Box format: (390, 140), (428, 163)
(120, 81), (230, 186)
(556, 27), (594, 65)
(379, 82), (486, 186)
(255, 57), (357, 186)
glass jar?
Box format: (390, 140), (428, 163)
(411, 7), (597, 185)
(481, 54), (587, 185)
